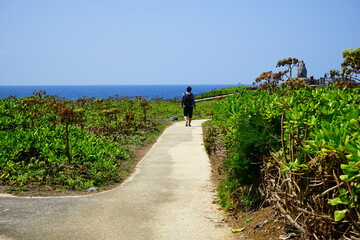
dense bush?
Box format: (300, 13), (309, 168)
(208, 90), (281, 210)
(0, 96), (135, 190)
(208, 87), (360, 238)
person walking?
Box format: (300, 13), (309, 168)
(181, 86), (196, 127)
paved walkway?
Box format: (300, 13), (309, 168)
(0, 120), (233, 240)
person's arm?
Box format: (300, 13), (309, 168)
(192, 94), (196, 109)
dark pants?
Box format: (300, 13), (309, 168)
(183, 106), (193, 118)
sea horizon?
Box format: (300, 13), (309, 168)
(1, 83), (241, 86)
(0, 84), (246, 100)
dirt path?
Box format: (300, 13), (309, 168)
(0, 120), (234, 240)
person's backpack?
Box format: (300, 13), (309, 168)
(183, 93), (192, 107)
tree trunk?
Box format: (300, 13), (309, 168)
(65, 123), (72, 164)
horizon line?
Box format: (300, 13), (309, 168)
(0, 83), (246, 87)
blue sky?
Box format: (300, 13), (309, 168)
(1, 0), (359, 85)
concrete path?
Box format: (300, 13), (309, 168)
(0, 120), (233, 240)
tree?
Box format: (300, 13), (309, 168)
(139, 99), (151, 125)
(60, 108), (84, 164)
(253, 70), (286, 91)
(276, 57), (310, 89)
(276, 57), (299, 79)
(330, 48), (360, 90)
(341, 48), (360, 81)
(281, 78), (306, 90)
(254, 57), (310, 91)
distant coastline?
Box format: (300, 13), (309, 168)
(0, 84), (245, 100)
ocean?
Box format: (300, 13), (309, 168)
(0, 84), (240, 100)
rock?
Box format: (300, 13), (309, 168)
(88, 187), (97, 192)
(297, 60), (307, 78)
(170, 117), (178, 121)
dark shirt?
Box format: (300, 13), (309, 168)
(182, 92), (196, 108)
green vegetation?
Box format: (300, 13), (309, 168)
(0, 92), (213, 192)
(206, 87), (360, 238)
(2, 48), (359, 237)
(195, 86), (248, 99)
(206, 89), (281, 210)
(330, 48), (360, 90)
(205, 50), (360, 238)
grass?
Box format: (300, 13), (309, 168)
(195, 86), (249, 99)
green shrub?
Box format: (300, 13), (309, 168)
(208, 87), (360, 238)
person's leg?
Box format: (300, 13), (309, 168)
(188, 107), (193, 126)
(184, 116), (188, 126)
(184, 107), (189, 126)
